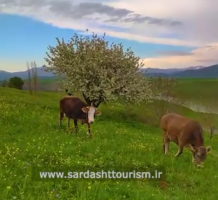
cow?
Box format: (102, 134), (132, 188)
(59, 95), (101, 139)
(160, 113), (211, 166)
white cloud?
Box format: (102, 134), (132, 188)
(142, 44), (218, 68)
(1, 0), (218, 69)
(1, 0), (217, 47)
(107, 0), (218, 44)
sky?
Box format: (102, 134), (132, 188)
(0, 0), (218, 72)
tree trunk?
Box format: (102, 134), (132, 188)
(82, 93), (92, 105)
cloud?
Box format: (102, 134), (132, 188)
(0, 0), (181, 27)
(156, 51), (193, 56)
(111, 0), (218, 43)
(1, 0), (218, 75)
(105, 13), (182, 27)
(195, 59), (218, 63)
(49, 2), (133, 19)
(142, 44), (218, 68)
(0, 0), (213, 47)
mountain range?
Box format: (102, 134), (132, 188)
(141, 66), (205, 74)
(0, 64), (218, 80)
(0, 66), (55, 80)
(141, 64), (218, 78)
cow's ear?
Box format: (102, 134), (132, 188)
(82, 107), (89, 113)
(95, 110), (101, 116)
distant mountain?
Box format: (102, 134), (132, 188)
(170, 64), (218, 78)
(144, 64), (218, 78)
(0, 66), (55, 80)
(140, 68), (184, 74)
(142, 72), (169, 77)
(141, 66), (206, 75)
(1, 64), (217, 80)
(186, 66), (205, 70)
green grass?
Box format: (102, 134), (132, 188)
(1, 87), (218, 200)
(23, 77), (59, 85)
(38, 78), (59, 85)
(173, 78), (218, 104)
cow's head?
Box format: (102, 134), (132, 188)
(81, 102), (101, 124)
(190, 145), (211, 166)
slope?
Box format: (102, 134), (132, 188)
(0, 87), (217, 200)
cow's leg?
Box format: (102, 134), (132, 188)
(163, 135), (170, 154)
(59, 110), (64, 126)
(175, 144), (184, 157)
(185, 144), (197, 164)
(87, 123), (92, 139)
(162, 131), (170, 154)
(74, 119), (78, 133)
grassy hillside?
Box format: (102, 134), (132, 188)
(22, 77), (218, 103)
(0, 87), (218, 199)
(4, 76), (214, 107)
(0, 67), (54, 80)
(171, 64), (218, 78)
(174, 78), (218, 105)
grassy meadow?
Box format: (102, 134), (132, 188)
(0, 78), (218, 200)
(174, 78), (218, 104)
(27, 77), (218, 105)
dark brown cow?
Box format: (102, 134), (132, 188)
(160, 113), (211, 166)
(59, 95), (101, 138)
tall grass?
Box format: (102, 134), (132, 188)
(0, 87), (218, 200)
